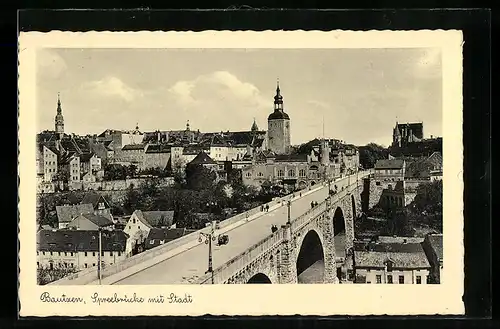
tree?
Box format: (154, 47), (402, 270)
(408, 180), (443, 232)
(37, 267), (78, 285)
(103, 163), (127, 181)
(126, 164), (138, 178)
(185, 164), (217, 191)
(358, 143), (389, 169)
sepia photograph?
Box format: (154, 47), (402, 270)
(19, 30), (463, 316)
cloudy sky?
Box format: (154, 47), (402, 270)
(36, 47), (442, 146)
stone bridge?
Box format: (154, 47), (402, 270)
(50, 170), (371, 285)
(196, 182), (362, 284)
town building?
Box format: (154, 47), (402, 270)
(55, 203), (95, 229)
(352, 239), (431, 284)
(392, 122), (424, 148)
(37, 229), (128, 271)
(66, 213), (114, 231)
(123, 210), (175, 256)
(80, 191), (113, 221)
(96, 124), (144, 152)
(422, 233), (443, 284)
(36, 143), (59, 193)
(374, 159), (406, 182)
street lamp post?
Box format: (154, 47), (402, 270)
(287, 200), (291, 224)
(199, 220), (229, 284)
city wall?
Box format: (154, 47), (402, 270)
(69, 177), (174, 192)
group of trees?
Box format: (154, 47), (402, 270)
(358, 143), (389, 169)
(359, 180), (443, 237)
(37, 267), (78, 285)
(103, 163), (138, 181)
(120, 163), (265, 230)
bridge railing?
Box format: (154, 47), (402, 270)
(197, 226), (285, 284)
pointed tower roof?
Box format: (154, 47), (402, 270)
(251, 118), (259, 132)
(268, 79), (290, 120)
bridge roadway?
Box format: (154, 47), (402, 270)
(110, 176), (358, 285)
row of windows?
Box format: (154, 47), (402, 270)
(45, 161), (56, 165)
(38, 251), (122, 257)
(44, 152), (55, 158)
(377, 169), (403, 174)
(46, 168), (55, 173)
(373, 275), (422, 284)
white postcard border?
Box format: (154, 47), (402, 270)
(18, 30), (464, 316)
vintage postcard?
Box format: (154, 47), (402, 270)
(18, 30), (464, 316)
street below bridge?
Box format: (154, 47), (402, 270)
(111, 176), (358, 285)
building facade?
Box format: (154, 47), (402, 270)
(374, 159), (406, 182)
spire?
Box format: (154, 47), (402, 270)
(57, 92), (62, 114)
(276, 78), (280, 95)
(186, 120), (190, 131)
(135, 122), (139, 130)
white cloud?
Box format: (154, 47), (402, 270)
(81, 76), (141, 102)
(413, 48), (442, 79)
(165, 71), (272, 130)
(37, 49), (67, 79)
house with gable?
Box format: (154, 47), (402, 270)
(352, 239), (431, 284)
(123, 210), (175, 256)
(144, 227), (196, 251)
(80, 191), (113, 221)
(55, 203), (95, 229)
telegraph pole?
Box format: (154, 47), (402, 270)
(287, 201), (291, 224)
(98, 227), (102, 285)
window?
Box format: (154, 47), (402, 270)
(416, 276), (422, 284)
(150, 240), (155, 245)
(110, 251), (113, 256)
(376, 275), (382, 284)
(288, 169), (295, 177)
(92, 252), (96, 257)
(37, 262), (39, 268)
(84, 252), (88, 257)
(399, 275), (405, 284)
(277, 170), (284, 177)
(85, 263), (88, 268)
(58, 252), (61, 256)
(70, 252), (74, 256)
(42, 251), (45, 256)
(387, 275), (393, 284)
(50, 252), (53, 256)
(258, 172), (263, 177)
(101, 251), (104, 256)
(118, 252), (122, 257)
(299, 169), (306, 177)
(93, 263), (96, 267)
(376, 181), (381, 186)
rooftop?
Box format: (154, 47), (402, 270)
(55, 203), (95, 224)
(134, 210), (175, 228)
(37, 229), (128, 252)
(426, 233), (443, 261)
(353, 241), (430, 269)
(145, 227), (195, 250)
(375, 159), (405, 170)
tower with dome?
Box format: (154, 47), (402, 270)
(267, 80), (291, 154)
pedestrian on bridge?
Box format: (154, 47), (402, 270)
(266, 204), (269, 212)
(260, 205), (264, 212)
(311, 201), (315, 209)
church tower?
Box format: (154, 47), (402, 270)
(267, 80), (291, 154)
(54, 93), (64, 135)
(251, 118), (259, 133)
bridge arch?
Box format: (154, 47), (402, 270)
(296, 229), (325, 284)
(247, 273), (272, 284)
(333, 206), (346, 236)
